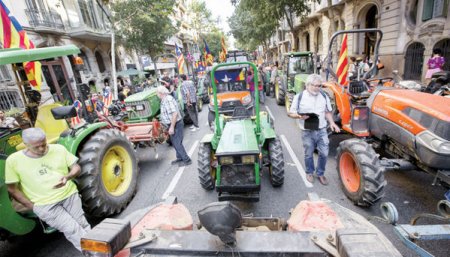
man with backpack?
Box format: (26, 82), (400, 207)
(288, 74), (340, 185)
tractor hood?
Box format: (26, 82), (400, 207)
(210, 91), (251, 107)
(125, 88), (158, 103)
(216, 119), (259, 156)
(292, 74), (309, 92)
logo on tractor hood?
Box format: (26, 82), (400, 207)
(374, 106), (388, 117)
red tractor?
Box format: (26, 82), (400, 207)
(323, 29), (450, 206)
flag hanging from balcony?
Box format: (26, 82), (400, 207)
(336, 34), (349, 86)
(0, 0), (42, 90)
(203, 39), (214, 66)
(219, 36), (227, 63)
(175, 43), (185, 74)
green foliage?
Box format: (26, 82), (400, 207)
(202, 28), (226, 59)
(229, 0), (312, 50)
(112, 0), (176, 57)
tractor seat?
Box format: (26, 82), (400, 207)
(16, 104), (70, 150)
(51, 106), (77, 120)
(348, 80), (371, 99)
(231, 107), (251, 119)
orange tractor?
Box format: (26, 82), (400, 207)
(323, 29), (450, 206)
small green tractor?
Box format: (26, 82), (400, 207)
(274, 52), (316, 111)
(124, 88), (161, 124)
(198, 62), (284, 202)
(0, 45), (138, 240)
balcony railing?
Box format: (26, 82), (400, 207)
(25, 8), (64, 30)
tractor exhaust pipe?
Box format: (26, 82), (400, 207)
(380, 159), (417, 171)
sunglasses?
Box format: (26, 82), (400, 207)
(311, 84), (323, 88)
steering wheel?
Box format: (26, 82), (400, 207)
(232, 84), (244, 91)
(366, 77), (394, 87)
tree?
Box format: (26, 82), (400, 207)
(111, 0), (176, 58)
(188, 0), (216, 39)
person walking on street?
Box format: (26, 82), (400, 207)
(180, 74), (199, 131)
(288, 74), (340, 185)
(157, 86), (192, 166)
(270, 61), (279, 95)
(5, 128), (90, 251)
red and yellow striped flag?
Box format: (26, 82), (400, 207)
(175, 43), (185, 74)
(336, 34), (348, 86)
(0, 0), (42, 90)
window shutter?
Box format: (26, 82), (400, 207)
(422, 0), (434, 21)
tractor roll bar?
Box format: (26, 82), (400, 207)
(326, 29), (383, 83)
(210, 62), (260, 137)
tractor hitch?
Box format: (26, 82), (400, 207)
(380, 159), (416, 171)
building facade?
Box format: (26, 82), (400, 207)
(265, 0), (449, 81)
(0, 0), (141, 110)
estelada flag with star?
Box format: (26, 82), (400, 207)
(0, 0), (42, 90)
(175, 43), (185, 74)
(203, 38), (214, 66)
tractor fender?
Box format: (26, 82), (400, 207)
(57, 122), (108, 155)
(322, 82), (351, 126)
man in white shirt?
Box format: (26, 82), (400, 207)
(288, 74), (340, 185)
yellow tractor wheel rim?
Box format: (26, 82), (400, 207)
(275, 84), (279, 100)
(285, 96), (291, 113)
(101, 145), (133, 196)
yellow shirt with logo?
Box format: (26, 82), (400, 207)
(5, 144), (79, 206)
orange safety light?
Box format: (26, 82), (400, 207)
(80, 239), (111, 254)
(354, 109), (360, 120)
(74, 56), (84, 65)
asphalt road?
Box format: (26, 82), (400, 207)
(1, 97), (448, 257)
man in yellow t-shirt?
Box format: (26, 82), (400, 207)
(5, 128), (90, 251)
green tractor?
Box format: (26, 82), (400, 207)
(0, 46), (138, 240)
(198, 62), (284, 202)
(274, 52), (315, 111)
(124, 88), (161, 124)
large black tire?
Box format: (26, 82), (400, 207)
(275, 81), (285, 105)
(198, 143), (215, 190)
(77, 129), (138, 217)
(269, 138), (284, 187)
(336, 139), (386, 207)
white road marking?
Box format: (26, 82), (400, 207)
(265, 106), (275, 121)
(162, 140), (199, 200)
(280, 134), (313, 188)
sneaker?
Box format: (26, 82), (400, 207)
(318, 176), (328, 186)
(189, 125), (195, 129)
(171, 159), (183, 165)
(306, 174), (314, 183)
(179, 159), (192, 167)
(190, 127), (197, 131)
(195, 126), (200, 131)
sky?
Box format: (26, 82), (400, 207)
(203, 0), (236, 49)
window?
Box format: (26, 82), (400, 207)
(95, 51), (106, 73)
(78, 0), (99, 29)
(0, 65), (12, 82)
(403, 107), (450, 140)
(422, 0), (448, 21)
(0, 90), (24, 110)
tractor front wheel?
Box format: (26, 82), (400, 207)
(336, 139), (386, 207)
(198, 143), (215, 190)
(269, 138), (284, 187)
(77, 129), (138, 217)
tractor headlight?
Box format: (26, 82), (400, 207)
(241, 155), (255, 164)
(417, 131), (450, 154)
(135, 104), (145, 111)
(242, 94), (251, 105)
(81, 219), (130, 257)
(220, 156), (234, 165)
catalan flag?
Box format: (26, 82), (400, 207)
(336, 34), (349, 86)
(203, 38), (214, 66)
(175, 43), (185, 74)
(70, 100), (83, 126)
(219, 36), (227, 63)
(0, 0), (42, 90)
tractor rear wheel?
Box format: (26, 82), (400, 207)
(198, 143), (215, 190)
(269, 138), (284, 187)
(77, 129), (138, 217)
(275, 82), (285, 105)
(336, 139), (386, 207)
